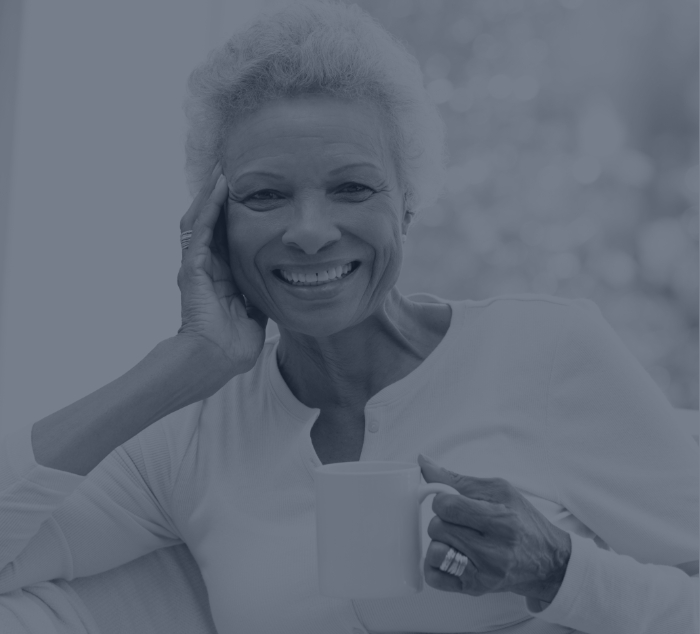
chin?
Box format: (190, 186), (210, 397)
(277, 308), (357, 339)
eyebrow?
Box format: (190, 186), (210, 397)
(233, 162), (382, 186)
(327, 162), (382, 175)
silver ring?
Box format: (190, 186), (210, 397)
(439, 547), (469, 577)
(180, 230), (193, 250)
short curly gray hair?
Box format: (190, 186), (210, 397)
(183, 0), (448, 217)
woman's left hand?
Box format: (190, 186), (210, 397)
(418, 454), (572, 605)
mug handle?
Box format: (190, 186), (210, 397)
(417, 482), (460, 504)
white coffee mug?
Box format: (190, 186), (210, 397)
(314, 460), (460, 599)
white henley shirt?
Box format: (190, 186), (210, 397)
(0, 294), (697, 634)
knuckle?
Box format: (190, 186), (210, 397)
(181, 258), (198, 280)
(445, 470), (465, 489)
(488, 478), (512, 501)
(180, 258), (193, 275)
(499, 522), (519, 545)
(489, 477), (509, 490)
(493, 502), (512, 520)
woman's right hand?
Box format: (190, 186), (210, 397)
(176, 162), (268, 380)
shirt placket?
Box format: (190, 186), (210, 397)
(360, 403), (385, 461)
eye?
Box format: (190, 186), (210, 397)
(242, 183), (373, 205)
(246, 189), (282, 201)
(338, 182), (373, 195)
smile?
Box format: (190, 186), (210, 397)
(273, 261), (360, 286)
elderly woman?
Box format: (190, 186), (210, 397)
(0, 1), (697, 633)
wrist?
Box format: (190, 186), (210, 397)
(531, 531), (572, 605)
(160, 335), (242, 401)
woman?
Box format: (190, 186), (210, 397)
(0, 1), (697, 633)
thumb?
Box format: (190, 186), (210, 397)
(418, 453), (454, 484)
(418, 454), (474, 495)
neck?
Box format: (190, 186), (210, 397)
(276, 288), (450, 411)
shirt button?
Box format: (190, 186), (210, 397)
(367, 421), (379, 433)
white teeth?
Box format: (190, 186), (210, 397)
(279, 262), (355, 285)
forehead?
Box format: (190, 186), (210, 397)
(224, 95), (392, 177)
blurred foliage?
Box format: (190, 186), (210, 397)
(349, 0), (699, 408)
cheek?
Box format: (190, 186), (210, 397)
(226, 209), (265, 257)
(374, 222), (403, 265)
(356, 200), (403, 246)
(225, 227), (259, 286)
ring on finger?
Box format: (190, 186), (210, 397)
(180, 230), (193, 250)
(439, 547), (469, 577)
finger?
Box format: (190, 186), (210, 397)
(186, 173), (229, 254)
(181, 162), (222, 231)
(418, 454), (513, 504)
(431, 492), (511, 534)
(424, 564), (463, 593)
(425, 539), (457, 570)
(180, 162), (223, 233)
(425, 541), (475, 578)
(424, 554), (481, 595)
(424, 542), (481, 594)
(211, 194), (230, 266)
(427, 514), (484, 557)
(425, 524), (486, 594)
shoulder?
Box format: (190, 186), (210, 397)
(460, 294), (641, 381)
(413, 291), (594, 332)
(455, 292), (600, 323)
(448, 293), (604, 355)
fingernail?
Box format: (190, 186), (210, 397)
(216, 173), (225, 187)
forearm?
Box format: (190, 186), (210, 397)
(31, 336), (231, 476)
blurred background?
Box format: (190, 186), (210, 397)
(358, 0), (699, 410)
(0, 0), (697, 436)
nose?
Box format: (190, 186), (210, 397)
(281, 196), (342, 254)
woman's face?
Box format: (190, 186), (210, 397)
(223, 95), (410, 337)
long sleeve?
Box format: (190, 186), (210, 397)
(526, 532), (698, 633)
(0, 581), (101, 634)
(0, 412), (187, 595)
(526, 298), (699, 633)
